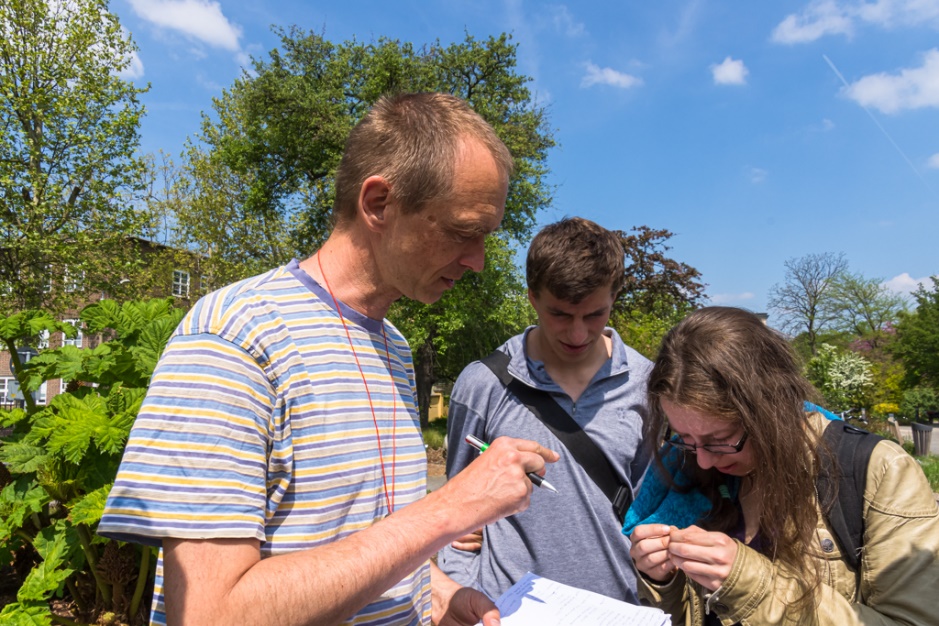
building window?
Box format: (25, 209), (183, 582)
(64, 267), (85, 293)
(0, 378), (47, 405)
(0, 377), (17, 402)
(62, 319), (83, 348)
(172, 270), (190, 298)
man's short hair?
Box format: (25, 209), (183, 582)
(526, 217), (624, 303)
(332, 92), (513, 225)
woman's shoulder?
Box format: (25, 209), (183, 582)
(866, 438), (939, 515)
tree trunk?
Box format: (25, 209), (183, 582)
(414, 334), (436, 430)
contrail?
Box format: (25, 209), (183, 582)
(822, 54), (934, 193)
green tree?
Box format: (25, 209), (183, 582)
(0, 0), (151, 315)
(169, 29), (553, 286)
(768, 252), (848, 356)
(390, 237), (533, 427)
(829, 272), (906, 348)
(892, 276), (939, 390)
(166, 29), (554, 419)
(900, 387), (939, 422)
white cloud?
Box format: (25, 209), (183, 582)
(711, 56), (749, 85)
(710, 292), (756, 304)
(128, 0), (242, 51)
(749, 167), (768, 183)
(822, 117), (835, 131)
(927, 153), (939, 167)
(856, 0), (939, 28)
(547, 5), (586, 37)
(118, 49), (145, 80)
(773, 0), (939, 44)
(842, 48), (939, 113)
(772, 0), (854, 43)
(581, 63), (643, 89)
(883, 272), (932, 296)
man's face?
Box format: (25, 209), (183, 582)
(528, 285), (615, 365)
(381, 138), (507, 304)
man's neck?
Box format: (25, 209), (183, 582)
(297, 229), (400, 320)
(526, 327), (612, 402)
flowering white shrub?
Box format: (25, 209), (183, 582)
(807, 344), (874, 410)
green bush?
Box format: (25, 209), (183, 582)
(901, 387), (939, 421)
(422, 418), (448, 450)
(0, 299), (183, 625)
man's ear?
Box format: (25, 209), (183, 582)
(527, 288), (537, 309)
(358, 175), (393, 232)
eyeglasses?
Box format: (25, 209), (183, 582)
(664, 427), (748, 455)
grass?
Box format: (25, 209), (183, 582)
(422, 417), (448, 450)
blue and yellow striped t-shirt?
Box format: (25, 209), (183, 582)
(99, 260), (432, 625)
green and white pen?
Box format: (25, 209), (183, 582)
(464, 434), (559, 493)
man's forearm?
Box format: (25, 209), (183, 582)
(164, 487), (473, 625)
(164, 437), (552, 626)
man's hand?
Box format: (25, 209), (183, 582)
(667, 525), (737, 591)
(440, 436), (559, 531)
(431, 564), (499, 626)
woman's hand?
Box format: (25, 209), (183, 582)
(629, 524), (677, 582)
(666, 525), (738, 591)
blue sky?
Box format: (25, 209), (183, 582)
(111, 0), (938, 317)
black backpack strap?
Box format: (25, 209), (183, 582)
(817, 420), (882, 572)
(480, 350), (633, 522)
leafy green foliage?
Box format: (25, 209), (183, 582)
(391, 236), (534, 427)
(610, 303), (693, 361)
(0, 299), (183, 622)
(828, 272), (907, 347)
(900, 387), (939, 421)
(0, 0), (152, 316)
(892, 277), (939, 390)
(176, 28), (556, 425)
(0, 602), (54, 626)
(168, 29), (553, 289)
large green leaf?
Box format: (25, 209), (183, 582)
(46, 395), (109, 464)
(0, 477), (48, 539)
(68, 484), (112, 526)
(17, 563), (75, 604)
(0, 603), (53, 626)
(80, 298), (122, 334)
(16, 524), (82, 602)
(0, 407), (29, 428)
(0, 440), (48, 474)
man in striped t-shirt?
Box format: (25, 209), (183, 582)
(99, 92), (559, 626)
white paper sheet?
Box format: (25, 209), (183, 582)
(491, 572), (671, 626)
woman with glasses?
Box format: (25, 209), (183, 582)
(625, 306), (939, 625)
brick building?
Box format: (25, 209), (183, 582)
(0, 237), (203, 406)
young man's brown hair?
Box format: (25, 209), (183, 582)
(526, 217), (624, 303)
(332, 92), (514, 225)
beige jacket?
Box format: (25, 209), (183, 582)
(638, 413), (939, 625)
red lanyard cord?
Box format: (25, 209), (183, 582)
(316, 252), (397, 515)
